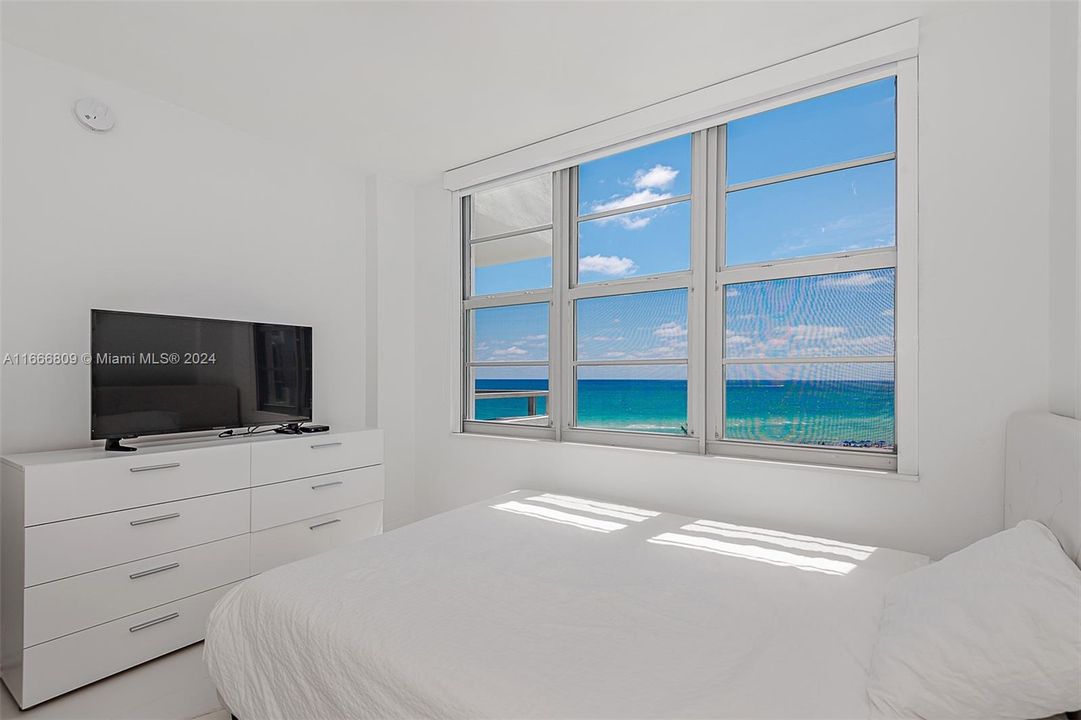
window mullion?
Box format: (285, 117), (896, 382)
(689, 129), (708, 451)
(550, 170), (568, 438)
(567, 273), (691, 300)
(576, 193), (691, 223)
(705, 125), (727, 442)
(463, 291), (553, 310)
(575, 358), (687, 367)
(722, 355), (895, 365)
(716, 248), (896, 285)
(894, 57), (919, 475)
(560, 167), (578, 433)
(461, 195), (472, 429)
(470, 223), (554, 245)
(725, 151), (895, 193)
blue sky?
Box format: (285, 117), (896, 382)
(473, 78), (897, 383)
(726, 77), (895, 185)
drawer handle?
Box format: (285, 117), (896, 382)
(311, 480), (344, 490)
(309, 518), (342, 531)
(129, 562), (180, 580)
(129, 612), (179, 633)
(130, 512), (180, 527)
(310, 442), (342, 449)
(129, 462), (181, 473)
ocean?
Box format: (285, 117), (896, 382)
(474, 378), (895, 449)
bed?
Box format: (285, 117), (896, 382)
(205, 412), (1081, 719)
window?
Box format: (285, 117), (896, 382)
(711, 76), (900, 467)
(463, 175), (554, 428)
(459, 68), (913, 471)
(571, 135), (693, 442)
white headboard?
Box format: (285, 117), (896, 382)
(1006, 411), (1081, 566)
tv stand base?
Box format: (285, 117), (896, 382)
(104, 438), (138, 452)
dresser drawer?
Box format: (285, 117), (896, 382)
(251, 501), (382, 574)
(25, 490), (250, 586)
(251, 466), (384, 532)
(250, 430), (382, 486)
(24, 443), (249, 526)
(24, 534), (249, 648)
(20, 581), (239, 708)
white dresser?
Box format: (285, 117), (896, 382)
(0, 428), (384, 709)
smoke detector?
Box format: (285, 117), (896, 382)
(73, 97), (115, 132)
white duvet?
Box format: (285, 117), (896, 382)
(205, 490), (928, 719)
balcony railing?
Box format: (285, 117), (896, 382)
(474, 389), (549, 422)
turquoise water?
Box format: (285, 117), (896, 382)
(474, 379), (895, 449)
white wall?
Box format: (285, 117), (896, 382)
(0, 43), (369, 455)
(409, 2), (1056, 560)
(0, 42), (376, 661)
(1049, 0), (1080, 420)
(369, 175), (417, 529)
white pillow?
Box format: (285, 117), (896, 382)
(866, 520), (1081, 719)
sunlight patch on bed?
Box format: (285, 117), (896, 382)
(648, 531), (857, 575)
(491, 500), (628, 532)
(526, 493), (660, 522)
(680, 520), (874, 560)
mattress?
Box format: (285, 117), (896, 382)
(205, 490), (928, 719)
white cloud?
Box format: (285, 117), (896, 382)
(880, 309), (893, 318)
(492, 346), (528, 356)
(585, 170), (681, 229)
(605, 351), (626, 358)
(591, 189), (670, 215)
(725, 334), (752, 345)
(633, 164), (679, 190)
(645, 344), (681, 356)
(784, 324), (847, 340)
(654, 322), (687, 338)
(579, 254), (638, 277)
(726, 288), (740, 298)
(829, 334), (894, 351)
(617, 213), (653, 230)
(819, 272), (886, 288)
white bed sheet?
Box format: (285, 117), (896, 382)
(205, 490), (928, 720)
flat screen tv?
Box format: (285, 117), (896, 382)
(91, 309), (312, 447)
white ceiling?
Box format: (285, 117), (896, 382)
(1, 1), (922, 181)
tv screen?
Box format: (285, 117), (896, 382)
(91, 310), (312, 439)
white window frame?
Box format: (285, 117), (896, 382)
(559, 136), (703, 454)
(704, 63), (916, 472)
(450, 23), (918, 475)
(460, 173), (561, 441)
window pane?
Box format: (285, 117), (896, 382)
(725, 269), (894, 359)
(725, 161), (895, 266)
(471, 230), (552, 296)
(470, 303), (548, 362)
(577, 364), (687, 434)
(576, 288), (687, 361)
(727, 77), (896, 185)
(724, 362), (894, 450)
(470, 365), (548, 426)
(578, 201), (690, 283)
(578, 135), (691, 216)
(472, 175), (552, 239)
